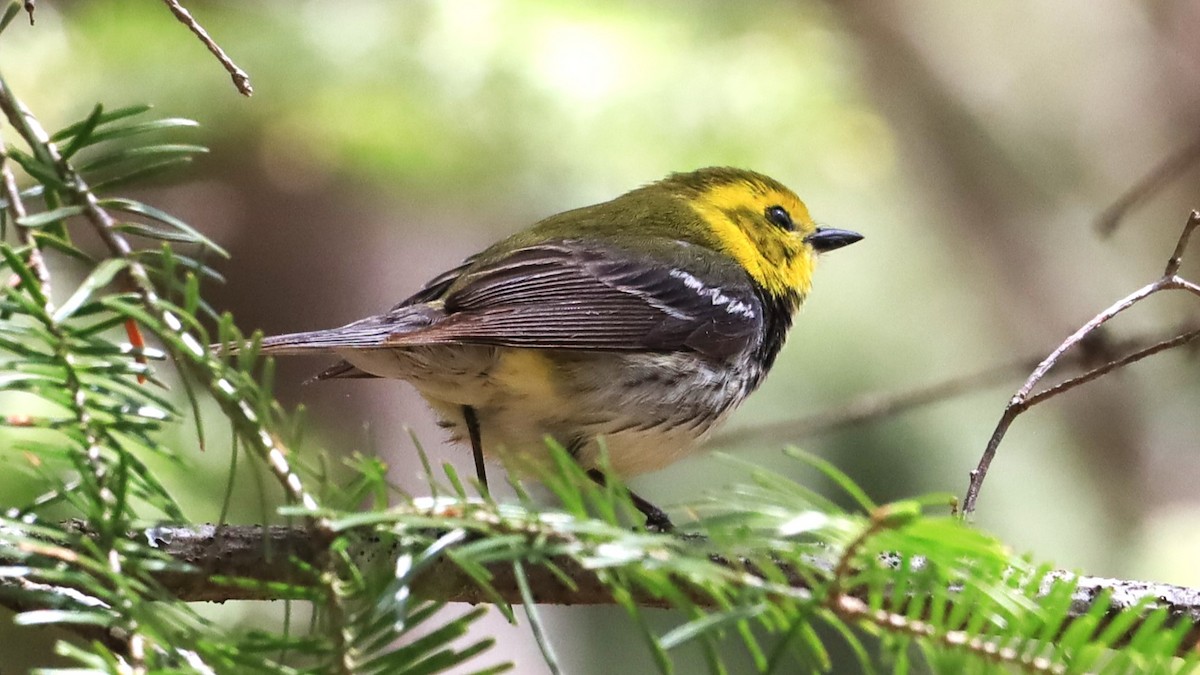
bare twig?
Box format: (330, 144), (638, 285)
(712, 324), (1193, 448)
(715, 359), (1024, 448)
(1097, 135), (1200, 236)
(1025, 327), (1200, 408)
(963, 212), (1200, 515)
(160, 0), (253, 97)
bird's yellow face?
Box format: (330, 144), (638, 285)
(684, 178), (820, 300)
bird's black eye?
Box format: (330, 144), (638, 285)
(765, 205), (794, 231)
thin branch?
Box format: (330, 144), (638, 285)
(0, 147), (51, 305)
(714, 358), (1025, 448)
(826, 504), (894, 601)
(25, 521), (1198, 655)
(0, 131), (117, 524)
(1097, 135), (1200, 236)
(831, 595), (1064, 674)
(160, 0), (253, 97)
(1025, 327), (1200, 408)
(963, 212), (1200, 515)
(822, 510), (1067, 672)
(1166, 210), (1200, 276)
(712, 324), (1193, 448)
(0, 578), (131, 656)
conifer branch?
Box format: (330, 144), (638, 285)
(18, 519), (1193, 655)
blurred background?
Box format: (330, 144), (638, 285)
(3, 0), (1200, 671)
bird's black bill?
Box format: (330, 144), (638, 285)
(805, 227), (863, 252)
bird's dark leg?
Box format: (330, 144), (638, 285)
(586, 469), (674, 532)
(462, 405), (487, 491)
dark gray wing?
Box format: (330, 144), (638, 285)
(386, 240), (763, 361)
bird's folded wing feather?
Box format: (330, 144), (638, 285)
(386, 240), (764, 361)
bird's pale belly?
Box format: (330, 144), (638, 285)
(337, 345), (759, 477)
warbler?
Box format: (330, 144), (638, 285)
(253, 167), (861, 529)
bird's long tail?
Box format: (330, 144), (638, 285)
(262, 321), (406, 354)
(212, 302), (446, 360)
(220, 306), (441, 356)
(210, 329), (351, 357)
(255, 328), (370, 355)
(209, 326), (388, 382)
